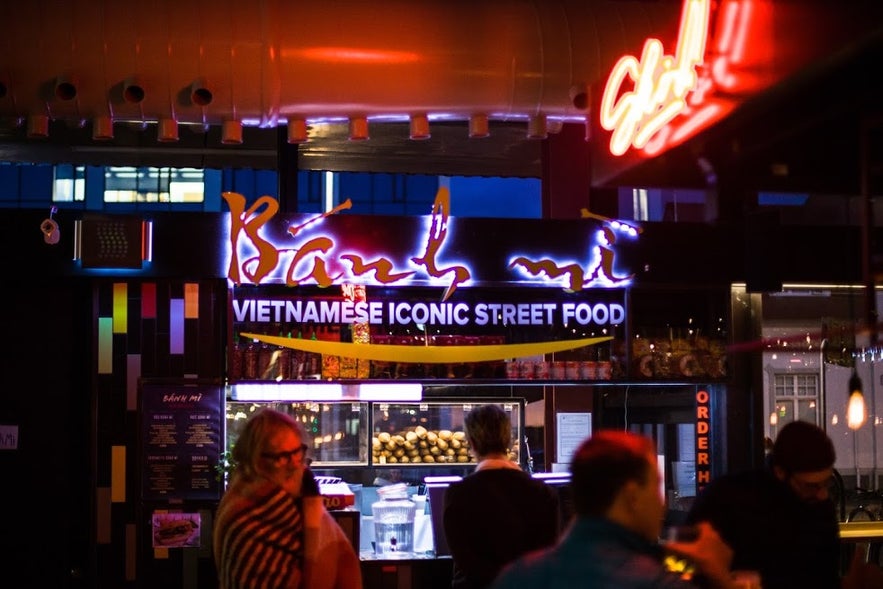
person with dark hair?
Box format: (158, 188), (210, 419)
(213, 408), (362, 589)
(443, 404), (560, 589)
(490, 430), (736, 589)
(686, 419), (883, 589)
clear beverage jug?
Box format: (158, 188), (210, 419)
(372, 483), (416, 557)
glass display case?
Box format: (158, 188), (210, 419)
(226, 401), (370, 466)
(224, 398), (525, 471)
(371, 399), (523, 467)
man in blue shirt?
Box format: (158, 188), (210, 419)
(491, 430), (735, 589)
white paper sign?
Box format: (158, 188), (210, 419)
(556, 412), (591, 466)
(0, 425), (19, 450)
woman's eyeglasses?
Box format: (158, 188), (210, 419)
(261, 444), (308, 465)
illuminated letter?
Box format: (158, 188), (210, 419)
(599, 0), (711, 156)
(509, 257), (584, 292)
(584, 228), (634, 286)
(283, 237), (341, 287)
(224, 192), (281, 284)
(340, 254), (414, 283)
(411, 187), (471, 301)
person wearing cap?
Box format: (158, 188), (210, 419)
(686, 419), (883, 589)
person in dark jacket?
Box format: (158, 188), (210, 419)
(490, 430), (736, 589)
(686, 419), (883, 589)
(443, 404), (560, 589)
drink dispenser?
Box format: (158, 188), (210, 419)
(372, 483), (416, 557)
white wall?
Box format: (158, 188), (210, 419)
(763, 337), (883, 484)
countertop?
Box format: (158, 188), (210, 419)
(839, 521), (883, 542)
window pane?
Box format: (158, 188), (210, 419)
(772, 372), (819, 427)
(797, 400), (817, 422)
(53, 164), (85, 202)
(776, 402), (794, 424)
(170, 168), (204, 202)
(104, 166), (204, 204)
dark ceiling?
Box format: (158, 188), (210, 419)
(0, 5), (882, 201)
(0, 116), (545, 179)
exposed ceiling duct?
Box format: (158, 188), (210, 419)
(2, 0), (881, 193)
(0, 0), (681, 144)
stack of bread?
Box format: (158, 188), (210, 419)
(372, 426), (472, 464)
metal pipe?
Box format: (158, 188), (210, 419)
(860, 117), (880, 488)
(870, 359), (878, 489)
(820, 338), (828, 431)
(0, 0), (679, 129)
(855, 426), (861, 490)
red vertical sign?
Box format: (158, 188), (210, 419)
(695, 389), (711, 492)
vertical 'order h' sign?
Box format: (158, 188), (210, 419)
(695, 389), (711, 492)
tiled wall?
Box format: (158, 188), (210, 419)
(92, 278), (226, 588)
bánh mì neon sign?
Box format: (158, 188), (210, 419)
(223, 187), (639, 300)
(600, 0), (711, 156)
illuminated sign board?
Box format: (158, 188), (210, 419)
(234, 297), (625, 328)
(232, 283), (625, 363)
(598, 0), (777, 163)
(600, 0), (711, 157)
(223, 187), (639, 300)
(696, 388), (711, 492)
(225, 187), (637, 366)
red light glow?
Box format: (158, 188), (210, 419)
(291, 47), (421, 65)
(600, 0), (777, 158)
(600, 0), (711, 156)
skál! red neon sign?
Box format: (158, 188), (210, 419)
(600, 0), (711, 157)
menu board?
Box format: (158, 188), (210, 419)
(141, 383), (223, 501)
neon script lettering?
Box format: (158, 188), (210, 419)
(509, 226), (634, 290)
(224, 187), (471, 301)
(600, 0), (711, 156)
(641, 0), (757, 156)
(225, 192), (638, 297)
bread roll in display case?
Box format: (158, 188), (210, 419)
(371, 399), (522, 466)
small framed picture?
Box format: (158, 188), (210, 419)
(152, 512), (201, 548)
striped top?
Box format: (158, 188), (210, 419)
(215, 478), (305, 589)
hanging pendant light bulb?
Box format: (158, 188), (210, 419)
(847, 370), (866, 430)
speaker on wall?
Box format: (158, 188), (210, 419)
(74, 215), (152, 269)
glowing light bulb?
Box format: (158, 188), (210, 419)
(847, 390), (867, 430)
